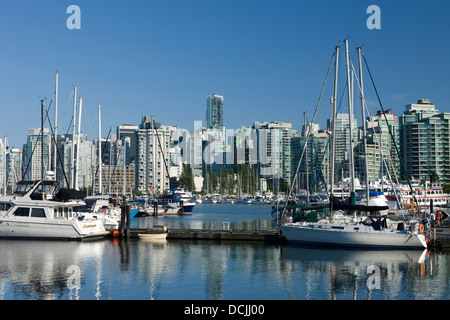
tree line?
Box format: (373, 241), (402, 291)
(179, 163), (260, 195)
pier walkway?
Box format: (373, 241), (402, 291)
(127, 228), (287, 243)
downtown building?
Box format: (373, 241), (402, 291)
(59, 133), (96, 191)
(135, 116), (171, 194)
(355, 109), (401, 184)
(400, 99), (450, 183)
(253, 121), (293, 190)
(206, 94), (224, 129)
(22, 128), (51, 181)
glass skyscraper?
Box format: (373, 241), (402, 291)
(206, 94), (224, 129)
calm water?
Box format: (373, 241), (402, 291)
(0, 204), (449, 300)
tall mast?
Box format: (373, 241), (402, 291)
(41, 99), (45, 181)
(3, 137), (7, 195)
(74, 96), (82, 190)
(70, 86), (77, 188)
(304, 111), (309, 203)
(330, 46), (339, 196)
(98, 105), (102, 195)
(358, 47), (369, 205)
(330, 45), (339, 218)
(53, 72), (59, 181)
(344, 39), (356, 204)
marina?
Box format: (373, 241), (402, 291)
(0, 204), (448, 301)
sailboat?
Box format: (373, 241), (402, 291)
(280, 41), (428, 249)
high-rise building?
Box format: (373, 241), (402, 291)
(400, 99), (450, 183)
(291, 122), (329, 192)
(135, 117), (171, 194)
(355, 109), (400, 183)
(5, 147), (23, 192)
(253, 121), (292, 188)
(326, 113), (358, 179)
(22, 128), (51, 181)
(206, 94), (224, 129)
(60, 134), (96, 190)
(117, 124), (138, 164)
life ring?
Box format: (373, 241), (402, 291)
(419, 224), (424, 234)
(101, 209), (106, 213)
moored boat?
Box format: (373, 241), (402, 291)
(138, 225), (168, 240)
(0, 181), (109, 240)
(280, 215), (428, 249)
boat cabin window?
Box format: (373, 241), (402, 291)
(54, 207), (62, 218)
(0, 202), (11, 211)
(14, 207), (30, 217)
(56, 207), (73, 219)
(31, 208), (46, 218)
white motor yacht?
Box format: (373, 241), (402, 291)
(0, 181), (109, 240)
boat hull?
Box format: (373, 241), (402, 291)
(0, 217), (108, 240)
(280, 223), (427, 249)
(138, 233), (167, 240)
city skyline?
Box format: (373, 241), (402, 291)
(0, 1), (449, 148)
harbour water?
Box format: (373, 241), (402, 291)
(0, 204), (449, 300)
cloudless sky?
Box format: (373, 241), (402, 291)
(0, 0), (449, 147)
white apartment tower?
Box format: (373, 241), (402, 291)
(135, 117), (171, 194)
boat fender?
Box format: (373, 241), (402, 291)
(419, 224), (424, 234)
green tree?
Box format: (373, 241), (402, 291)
(179, 163), (194, 192)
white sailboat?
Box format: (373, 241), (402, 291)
(0, 180), (108, 240)
(280, 41), (428, 249)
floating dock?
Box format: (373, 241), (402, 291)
(126, 228), (287, 243)
(121, 226), (450, 249)
(428, 227), (450, 250)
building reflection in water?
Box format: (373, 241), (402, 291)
(0, 238), (448, 300)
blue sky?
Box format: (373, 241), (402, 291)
(0, 0), (449, 147)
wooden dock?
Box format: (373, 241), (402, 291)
(428, 227), (450, 250)
(126, 228), (287, 244)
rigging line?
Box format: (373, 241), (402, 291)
(153, 119), (172, 188)
(303, 81), (347, 198)
(21, 99), (52, 181)
(61, 89), (75, 135)
(94, 127), (112, 179)
(280, 51), (335, 225)
(350, 60), (408, 213)
(44, 100), (71, 188)
(361, 51), (419, 208)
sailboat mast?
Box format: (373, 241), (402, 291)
(41, 99), (45, 181)
(329, 45), (339, 221)
(98, 105), (102, 195)
(53, 72), (59, 181)
(330, 45), (339, 199)
(304, 112), (309, 202)
(344, 40), (356, 203)
(70, 86), (77, 188)
(74, 96), (82, 190)
(357, 47), (370, 205)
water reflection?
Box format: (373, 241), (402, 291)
(280, 246), (449, 300)
(0, 238), (448, 300)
